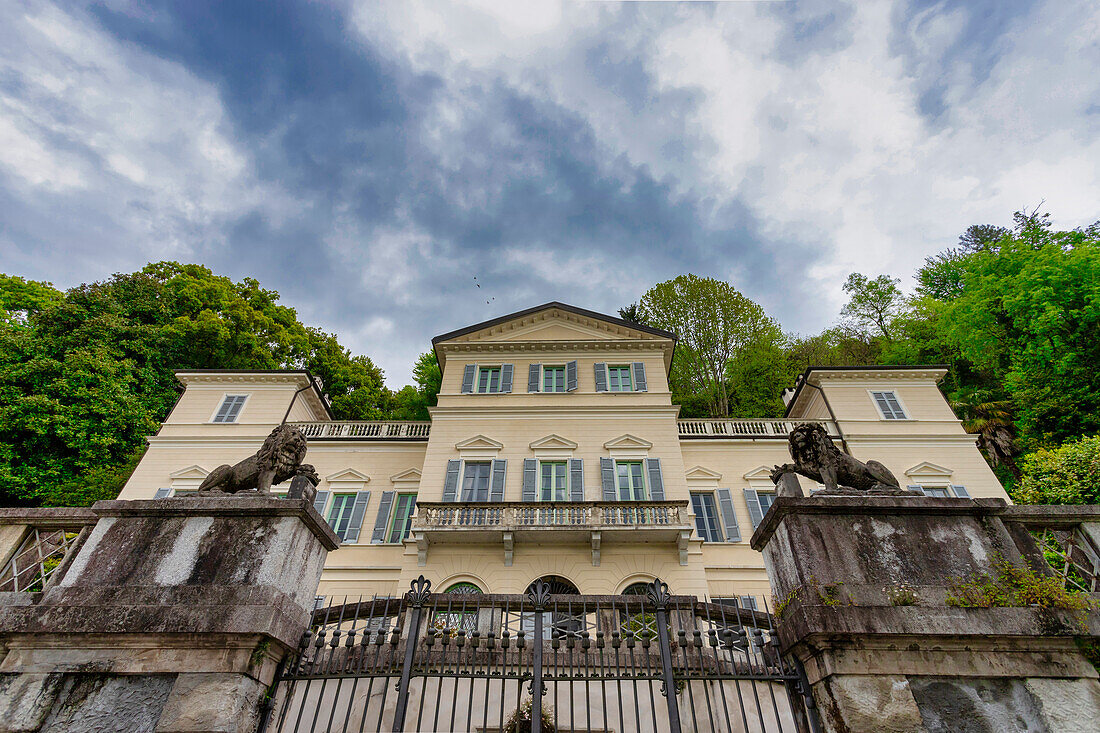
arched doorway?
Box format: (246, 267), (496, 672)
(435, 581), (483, 634)
(524, 575), (581, 638)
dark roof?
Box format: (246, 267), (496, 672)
(174, 368), (334, 419)
(782, 364), (950, 418)
(431, 301), (676, 345)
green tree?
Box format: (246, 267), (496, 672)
(388, 352), (442, 420)
(618, 303), (643, 324)
(1012, 435), (1100, 505)
(840, 273), (905, 340)
(951, 390), (1021, 480)
(637, 275), (781, 417)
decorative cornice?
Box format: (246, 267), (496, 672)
(809, 368), (948, 384)
(436, 340), (672, 355)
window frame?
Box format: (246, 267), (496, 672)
(461, 461), (493, 502)
(539, 460), (569, 502)
(918, 485), (952, 498)
(615, 460), (647, 501)
(541, 365), (567, 393)
(210, 394), (249, 423)
(690, 492), (724, 543)
(756, 490), (777, 516)
(386, 493), (417, 544)
(869, 389), (910, 420)
(327, 493), (358, 541)
(477, 366), (503, 394)
(607, 365), (633, 392)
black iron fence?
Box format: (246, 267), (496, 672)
(260, 578), (821, 733)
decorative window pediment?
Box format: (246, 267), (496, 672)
(743, 466), (775, 482)
(686, 465), (723, 481)
(602, 434), (653, 450)
(454, 435), (505, 450)
(904, 462), (953, 479)
(326, 468), (370, 483)
(169, 465), (209, 480)
(389, 468), (422, 484)
(529, 434), (579, 450)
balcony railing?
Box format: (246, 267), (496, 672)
(677, 418), (838, 438)
(412, 501), (694, 567)
(415, 500), (689, 530)
(1003, 505), (1100, 594)
(290, 421), (431, 439)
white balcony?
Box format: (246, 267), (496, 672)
(290, 421), (431, 439)
(412, 500), (693, 567)
(676, 418), (838, 439)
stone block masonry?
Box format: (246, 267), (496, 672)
(751, 495), (1100, 733)
(0, 496), (338, 733)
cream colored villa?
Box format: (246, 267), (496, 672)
(118, 302), (1009, 605)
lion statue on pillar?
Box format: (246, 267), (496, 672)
(198, 424), (319, 494)
(770, 423), (902, 493)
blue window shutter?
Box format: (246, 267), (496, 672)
(528, 364), (540, 392)
(371, 491), (395, 543)
(500, 364), (514, 393)
(491, 460), (507, 502)
(522, 459), (537, 502)
(743, 489), (764, 529)
(716, 488), (741, 542)
(312, 490), (330, 516)
(594, 363), (608, 392)
(443, 460), (461, 502)
(566, 361), (578, 392)
(632, 362), (647, 392)
(342, 491), (372, 543)
(600, 458), (616, 501)
(154, 488), (172, 499)
(645, 458), (665, 500)
(569, 459), (584, 501)
(951, 485), (970, 498)
(461, 364), (476, 394)
(907, 485), (924, 494)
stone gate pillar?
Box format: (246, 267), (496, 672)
(0, 496), (338, 733)
(751, 495), (1100, 733)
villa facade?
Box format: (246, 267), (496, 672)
(118, 302), (1009, 605)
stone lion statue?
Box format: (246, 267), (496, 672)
(770, 423), (901, 492)
(197, 424), (319, 494)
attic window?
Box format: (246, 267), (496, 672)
(870, 390), (908, 420)
(212, 394), (248, 423)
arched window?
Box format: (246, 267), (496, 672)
(525, 575), (579, 595)
(434, 582), (483, 634)
(621, 582), (652, 596)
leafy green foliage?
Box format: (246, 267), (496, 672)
(0, 262), (405, 507)
(1012, 436), (1100, 505)
(840, 273), (905, 339)
(944, 556), (1093, 620)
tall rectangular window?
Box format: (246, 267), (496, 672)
(608, 366), (633, 392)
(542, 366), (566, 393)
(461, 461), (492, 502)
(871, 390), (908, 420)
(691, 493), (724, 542)
(212, 394), (248, 423)
(477, 367), (502, 393)
(327, 494), (357, 540)
(756, 491), (777, 516)
(616, 461), (646, 500)
(387, 494), (417, 543)
(540, 461), (568, 501)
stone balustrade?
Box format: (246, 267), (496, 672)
(676, 418), (838, 438)
(290, 420), (431, 439)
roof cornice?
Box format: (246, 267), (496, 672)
(174, 369), (333, 419)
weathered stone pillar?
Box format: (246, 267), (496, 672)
(0, 496), (338, 733)
(751, 496), (1100, 733)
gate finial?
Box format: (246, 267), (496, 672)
(528, 579), (552, 610)
(405, 575), (432, 606)
(646, 579), (671, 609)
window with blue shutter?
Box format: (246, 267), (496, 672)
(490, 460), (507, 501)
(566, 361), (578, 392)
(461, 365), (477, 394)
(690, 493), (723, 542)
(500, 364), (514, 393)
(951, 485), (970, 498)
(442, 460), (461, 502)
(212, 394), (248, 423)
(743, 489), (764, 529)
(871, 390), (908, 420)
(632, 362), (647, 392)
(528, 364), (541, 392)
(371, 491), (395, 543)
(569, 459), (584, 501)
(341, 491), (372, 543)
(645, 458), (664, 500)
(594, 363), (608, 392)
(600, 458), (616, 500)
(312, 490), (330, 517)
(716, 488), (741, 542)
(153, 488), (172, 499)
(522, 459), (537, 502)
(386, 494), (416, 543)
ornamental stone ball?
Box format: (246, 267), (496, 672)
(197, 424), (319, 494)
(769, 423), (904, 493)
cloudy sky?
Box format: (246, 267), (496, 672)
(1, 1), (1098, 385)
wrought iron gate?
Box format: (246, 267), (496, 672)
(259, 578), (821, 733)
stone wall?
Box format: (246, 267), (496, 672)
(751, 495), (1100, 733)
(0, 496), (337, 733)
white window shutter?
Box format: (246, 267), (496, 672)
(342, 491), (372, 543)
(461, 364), (477, 394)
(743, 489), (764, 529)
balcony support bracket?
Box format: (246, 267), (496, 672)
(416, 533), (427, 567)
(591, 531), (601, 567)
(503, 531), (514, 567)
(678, 530), (690, 566)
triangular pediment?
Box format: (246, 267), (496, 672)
(169, 465), (209, 479)
(685, 466), (723, 481)
(905, 461), (953, 478)
(744, 466), (775, 481)
(529, 434), (579, 450)
(326, 468), (370, 483)
(389, 468), (422, 483)
(603, 434), (653, 450)
(435, 303), (672, 345)
(455, 435), (504, 450)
